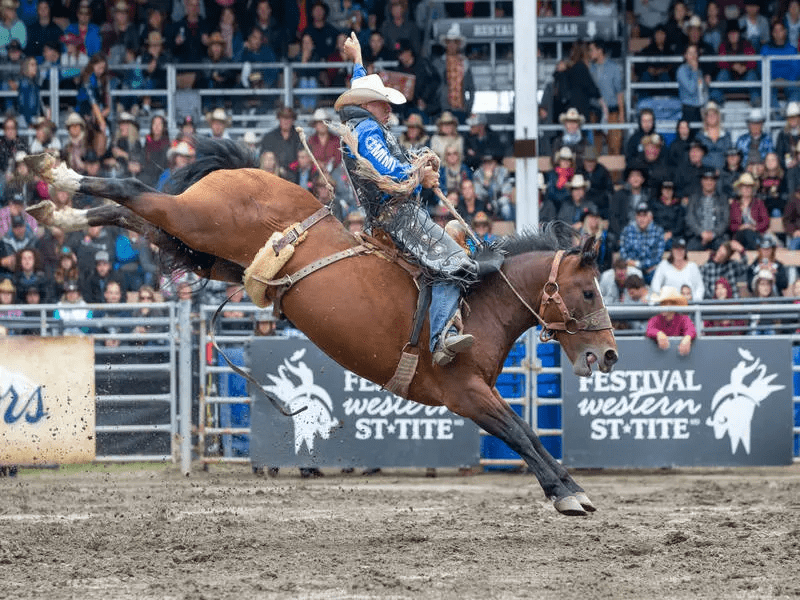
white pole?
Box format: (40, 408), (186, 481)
(513, 0), (539, 232)
(179, 299), (192, 476)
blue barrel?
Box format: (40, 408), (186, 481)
(794, 372), (800, 397)
(541, 435), (562, 460)
(537, 373), (561, 398)
(537, 404), (561, 429)
(504, 341), (526, 367)
(536, 343), (560, 367)
(482, 403), (523, 469)
(795, 434), (800, 458)
(497, 372), (525, 398)
(793, 345), (800, 365)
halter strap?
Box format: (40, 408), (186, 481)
(499, 249), (613, 342)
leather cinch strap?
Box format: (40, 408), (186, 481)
(272, 205), (331, 254)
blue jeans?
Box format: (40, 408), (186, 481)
(717, 69), (760, 106)
(788, 236), (800, 250)
(429, 282), (461, 353)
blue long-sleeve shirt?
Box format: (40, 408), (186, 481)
(345, 63), (420, 198)
(676, 63), (704, 107)
(761, 42), (800, 81)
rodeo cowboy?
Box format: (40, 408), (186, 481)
(334, 32), (479, 366)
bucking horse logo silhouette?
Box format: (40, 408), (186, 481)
(262, 349), (340, 454)
(706, 348), (785, 455)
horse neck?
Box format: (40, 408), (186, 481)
(472, 251), (556, 356)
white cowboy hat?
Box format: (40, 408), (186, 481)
(656, 286), (688, 306)
(733, 172), (757, 188)
(440, 22), (466, 46)
(167, 140), (195, 159)
(787, 101), (800, 118)
(206, 107), (231, 125)
(555, 146), (574, 161)
(558, 107), (585, 124)
(310, 108), (329, 123)
(334, 74), (406, 111)
(64, 112), (85, 127)
(243, 131), (257, 144)
(568, 173), (590, 189)
(537, 172), (546, 191)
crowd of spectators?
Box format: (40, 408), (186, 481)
(0, 0), (798, 342)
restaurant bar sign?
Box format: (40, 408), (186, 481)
(431, 18), (619, 43)
(562, 338), (793, 467)
(248, 338), (480, 469)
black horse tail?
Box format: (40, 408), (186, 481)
(165, 136), (259, 194)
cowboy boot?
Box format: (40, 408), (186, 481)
(432, 330), (474, 366)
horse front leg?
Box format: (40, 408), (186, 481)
(449, 383), (588, 516)
(491, 387), (596, 512)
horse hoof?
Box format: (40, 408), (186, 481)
(574, 492), (597, 512)
(23, 153), (56, 182)
(26, 200), (56, 225)
(553, 495), (588, 516)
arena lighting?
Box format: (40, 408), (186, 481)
(513, 0), (539, 232)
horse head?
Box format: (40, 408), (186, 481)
(541, 235), (618, 377)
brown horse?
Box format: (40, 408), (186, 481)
(25, 139), (618, 516)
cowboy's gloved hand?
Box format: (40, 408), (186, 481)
(421, 166), (439, 189)
(343, 32), (362, 63)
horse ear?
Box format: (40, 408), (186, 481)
(579, 235), (598, 268)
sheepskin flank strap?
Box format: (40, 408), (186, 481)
(243, 230), (297, 307)
(384, 350), (419, 399)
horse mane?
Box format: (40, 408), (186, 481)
(165, 136), (259, 194)
(495, 221), (580, 257)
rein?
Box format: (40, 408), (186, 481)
(501, 250), (613, 343)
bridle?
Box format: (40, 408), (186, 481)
(498, 249), (613, 342)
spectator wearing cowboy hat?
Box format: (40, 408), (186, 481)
(0, 116), (29, 179)
(201, 31), (238, 111)
(729, 172), (770, 250)
(620, 200), (665, 284)
(205, 107), (231, 140)
(399, 113), (429, 152)
(579, 147), (613, 218)
(608, 163), (650, 240)
(429, 110), (463, 163)
(28, 116), (60, 155)
(747, 234), (789, 295)
(651, 179), (685, 244)
(719, 146), (744, 200)
(646, 286), (696, 357)
(434, 22), (474, 121)
(735, 108), (775, 167)
(472, 153), (514, 220)
(155, 140), (196, 191)
(545, 146), (576, 210)
(552, 107), (589, 165)
(777, 101), (800, 169)
(577, 204), (615, 272)
(556, 174), (596, 229)
(674, 139), (708, 201)
(307, 108), (341, 172)
(141, 30), (172, 101)
(258, 105), (301, 171)
(635, 133), (672, 199)
(686, 168), (729, 251)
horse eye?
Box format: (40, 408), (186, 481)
(583, 290), (594, 301)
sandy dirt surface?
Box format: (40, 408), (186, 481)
(0, 463), (798, 600)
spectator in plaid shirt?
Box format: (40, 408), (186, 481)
(736, 109), (775, 168)
(700, 240), (749, 298)
(620, 201), (666, 284)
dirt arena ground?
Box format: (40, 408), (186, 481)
(0, 463), (798, 600)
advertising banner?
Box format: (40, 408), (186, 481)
(248, 338), (480, 469)
(562, 338), (793, 467)
(0, 337), (95, 464)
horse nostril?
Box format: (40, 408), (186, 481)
(604, 349), (618, 365)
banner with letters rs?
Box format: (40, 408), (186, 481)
(562, 338), (793, 467)
(0, 337), (95, 464)
(248, 338), (480, 469)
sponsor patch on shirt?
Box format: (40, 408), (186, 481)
(364, 134), (399, 172)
